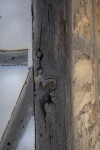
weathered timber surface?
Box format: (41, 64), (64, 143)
(33, 0), (73, 150)
(72, 34), (94, 57)
(0, 69), (34, 150)
(0, 49), (28, 66)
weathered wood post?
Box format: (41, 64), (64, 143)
(33, 0), (73, 150)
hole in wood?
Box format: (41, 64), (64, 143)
(7, 142), (10, 146)
(49, 135), (51, 139)
(20, 120), (23, 123)
(12, 57), (15, 61)
(40, 134), (42, 137)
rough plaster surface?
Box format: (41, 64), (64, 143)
(72, 0), (100, 148)
(72, 50), (100, 150)
(73, 0), (92, 42)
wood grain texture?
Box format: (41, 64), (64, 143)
(0, 69), (34, 150)
(33, 0), (73, 150)
(0, 49), (28, 66)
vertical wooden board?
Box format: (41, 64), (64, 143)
(95, 0), (100, 47)
(94, 0), (100, 136)
(33, 0), (73, 150)
(94, 0), (100, 110)
(98, 59), (100, 107)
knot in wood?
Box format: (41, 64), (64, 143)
(35, 50), (43, 58)
(37, 69), (43, 75)
(35, 77), (57, 120)
(44, 78), (57, 92)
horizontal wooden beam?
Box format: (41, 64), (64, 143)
(0, 69), (34, 150)
(72, 34), (94, 57)
(0, 49), (28, 66)
(72, 34), (100, 59)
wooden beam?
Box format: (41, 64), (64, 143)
(33, 0), (73, 150)
(0, 49), (28, 66)
(96, 47), (100, 59)
(72, 34), (94, 57)
(0, 69), (34, 150)
(72, 34), (100, 59)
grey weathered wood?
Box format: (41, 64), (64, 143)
(33, 0), (73, 150)
(96, 47), (100, 59)
(72, 33), (94, 57)
(0, 69), (34, 150)
(0, 49), (28, 66)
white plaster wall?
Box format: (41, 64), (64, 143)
(17, 116), (35, 150)
(0, 66), (28, 141)
(0, 0), (34, 148)
(0, 0), (32, 50)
